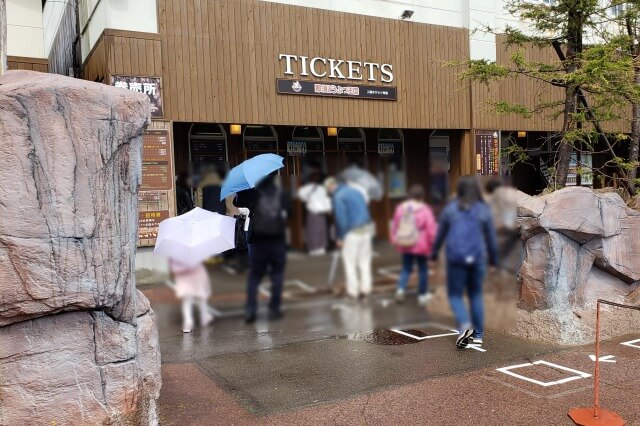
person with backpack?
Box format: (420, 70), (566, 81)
(390, 184), (438, 306)
(431, 176), (498, 349)
(234, 173), (292, 323)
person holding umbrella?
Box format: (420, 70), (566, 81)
(219, 154), (289, 324)
(154, 207), (236, 332)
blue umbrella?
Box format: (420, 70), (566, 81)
(220, 153), (284, 200)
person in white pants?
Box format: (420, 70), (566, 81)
(170, 260), (213, 332)
(325, 177), (373, 299)
(341, 225), (373, 298)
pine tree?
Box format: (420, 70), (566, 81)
(457, 0), (640, 195)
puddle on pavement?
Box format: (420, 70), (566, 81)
(365, 329), (427, 345)
(337, 328), (452, 345)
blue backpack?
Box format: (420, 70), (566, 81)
(445, 201), (489, 265)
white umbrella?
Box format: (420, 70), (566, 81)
(154, 207), (236, 267)
(341, 166), (383, 201)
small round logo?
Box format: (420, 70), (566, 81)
(292, 81), (302, 92)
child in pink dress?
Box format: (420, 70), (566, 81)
(170, 260), (213, 332)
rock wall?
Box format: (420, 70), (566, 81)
(0, 70), (161, 424)
(517, 187), (640, 344)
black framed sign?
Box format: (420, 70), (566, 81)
(276, 79), (397, 101)
(111, 75), (163, 118)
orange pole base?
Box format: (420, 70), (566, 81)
(569, 408), (625, 426)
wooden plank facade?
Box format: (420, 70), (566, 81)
(78, 0), (578, 246)
(7, 56), (48, 73)
(153, 0), (472, 129)
(83, 29), (162, 84)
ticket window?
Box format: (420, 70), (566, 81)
(338, 128), (366, 171)
(243, 125), (279, 158)
(377, 129), (406, 199)
(188, 123), (229, 211)
(290, 126), (325, 183)
(188, 123), (228, 181)
(429, 135), (450, 210)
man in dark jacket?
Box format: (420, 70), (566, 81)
(235, 174), (292, 323)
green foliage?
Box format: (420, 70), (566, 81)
(449, 0), (640, 194)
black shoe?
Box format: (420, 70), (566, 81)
(245, 314), (256, 324)
(456, 329), (474, 349)
(268, 310), (283, 320)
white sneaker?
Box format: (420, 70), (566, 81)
(456, 329), (474, 349)
(182, 327), (192, 333)
(418, 293), (434, 306)
(395, 289), (405, 303)
(471, 337), (483, 345)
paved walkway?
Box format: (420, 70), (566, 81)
(141, 247), (640, 425)
(157, 334), (640, 425)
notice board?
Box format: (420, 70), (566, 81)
(475, 130), (500, 176)
(138, 124), (175, 247)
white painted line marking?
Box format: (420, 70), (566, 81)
(496, 360), (591, 387)
(621, 338), (640, 349)
(390, 329), (459, 341)
(466, 344), (487, 352)
(377, 265), (402, 279)
(589, 355), (616, 363)
(259, 279), (315, 297)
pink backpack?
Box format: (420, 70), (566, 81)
(394, 205), (420, 247)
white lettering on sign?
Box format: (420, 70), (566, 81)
(279, 54), (394, 83)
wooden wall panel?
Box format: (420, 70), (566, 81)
(7, 56), (48, 73)
(473, 35), (564, 132)
(156, 0), (471, 129)
(82, 30), (162, 84)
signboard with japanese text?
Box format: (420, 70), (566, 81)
(138, 125), (175, 247)
(138, 210), (169, 240)
(190, 139), (226, 163)
(276, 79), (397, 101)
(377, 142), (396, 156)
(475, 130), (500, 176)
(111, 75), (163, 118)
(141, 130), (172, 190)
(287, 141), (307, 156)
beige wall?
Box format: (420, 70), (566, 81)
(6, 0), (44, 58)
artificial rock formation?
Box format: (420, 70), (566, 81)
(0, 70), (161, 424)
(517, 187), (640, 344)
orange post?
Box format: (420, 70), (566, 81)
(568, 299), (630, 426)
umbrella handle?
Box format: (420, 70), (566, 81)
(238, 208), (251, 232)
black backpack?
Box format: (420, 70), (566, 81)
(252, 187), (286, 236)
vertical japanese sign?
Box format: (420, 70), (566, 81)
(111, 75), (163, 118)
(138, 128), (173, 246)
(475, 130), (500, 176)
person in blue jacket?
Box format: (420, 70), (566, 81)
(431, 176), (498, 349)
(324, 177), (373, 299)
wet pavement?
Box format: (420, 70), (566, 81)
(141, 244), (640, 424)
